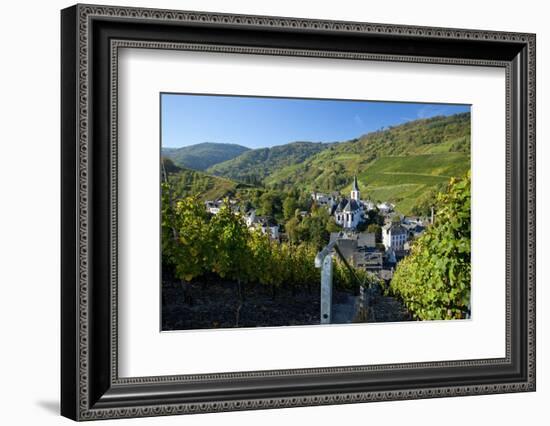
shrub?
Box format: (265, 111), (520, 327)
(390, 173), (471, 320)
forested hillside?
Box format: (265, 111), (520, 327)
(162, 159), (249, 201)
(162, 142), (250, 171)
(203, 113), (470, 214)
(207, 141), (330, 185)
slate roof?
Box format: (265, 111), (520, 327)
(344, 199), (360, 212)
(335, 198), (361, 213)
(335, 198), (348, 212)
(335, 239), (357, 261)
(357, 232), (376, 248)
(384, 223), (408, 235)
(329, 231), (346, 244)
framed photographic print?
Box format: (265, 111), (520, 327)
(61, 4), (536, 421)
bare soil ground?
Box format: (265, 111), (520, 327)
(161, 279), (411, 331)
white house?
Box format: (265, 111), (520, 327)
(311, 191), (337, 209)
(205, 200), (223, 215)
(244, 209), (257, 227)
(245, 210), (279, 240)
(377, 202), (395, 215)
(362, 200), (376, 211)
(382, 222), (408, 251)
(260, 220), (280, 240)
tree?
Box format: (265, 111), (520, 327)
(288, 243), (319, 294)
(247, 229), (275, 287)
(410, 183), (446, 217)
(355, 220), (368, 232)
(209, 202), (251, 283)
(283, 196), (299, 220)
(303, 207), (331, 249)
(161, 189), (212, 282)
(391, 215), (402, 224)
(161, 157), (180, 174)
(209, 202), (252, 326)
(365, 208), (384, 226)
(367, 223), (382, 243)
(285, 216), (304, 243)
(257, 191), (283, 218)
(326, 217), (341, 233)
(258, 192), (275, 217)
(390, 173), (471, 320)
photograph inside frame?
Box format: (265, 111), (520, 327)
(160, 93), (471, 331)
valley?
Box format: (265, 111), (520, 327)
(163, 112), (470, 216)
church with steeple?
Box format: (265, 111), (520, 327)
(333, 175), (365, 229)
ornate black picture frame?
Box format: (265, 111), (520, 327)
(61, 4), (536, 421)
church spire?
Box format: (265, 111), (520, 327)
(352, 174), (359, 192)
(351, 175), (360, 201)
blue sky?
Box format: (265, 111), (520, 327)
(161, 93), (470, 149)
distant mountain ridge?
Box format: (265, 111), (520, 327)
(207, 141), (331, 185)
(162, 142), (250, 171)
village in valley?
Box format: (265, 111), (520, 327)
(203, 175), (432, 287)
(161, 96), (471, 330)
